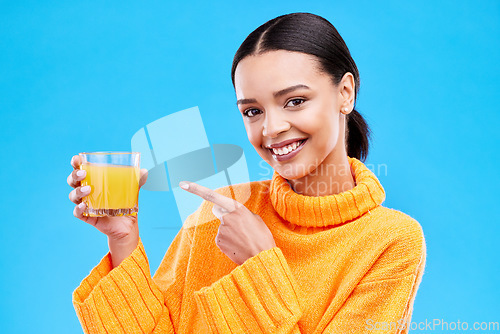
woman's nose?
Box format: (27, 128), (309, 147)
(262, 111), (290, 138)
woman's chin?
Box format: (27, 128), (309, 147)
(273, 161), (311, 180)
(260, 150), (314, 180)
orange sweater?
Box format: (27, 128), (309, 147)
(73, 157), (426, 333)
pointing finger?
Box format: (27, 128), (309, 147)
(179, 181), (242, 212)
(212, 204), (229, 223)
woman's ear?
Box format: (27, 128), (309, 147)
(339, 72), (356, 108)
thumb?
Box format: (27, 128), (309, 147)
(139, 168), (148, 189)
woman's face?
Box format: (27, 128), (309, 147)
(234, 50), (355, 180)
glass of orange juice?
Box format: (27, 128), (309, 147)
(78, 152), (141, 217)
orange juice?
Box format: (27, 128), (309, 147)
(80, 163), (140, 217)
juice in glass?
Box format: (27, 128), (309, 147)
(79, 152), (141, 217)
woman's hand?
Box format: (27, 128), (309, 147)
(179, 181), (276, 265)
(67, 154), (149, 267)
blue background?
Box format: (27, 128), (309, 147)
(1, 0), (499, 333)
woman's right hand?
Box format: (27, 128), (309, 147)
(68, 154), (149, 267)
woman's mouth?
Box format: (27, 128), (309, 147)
(268, 139), (308, 162)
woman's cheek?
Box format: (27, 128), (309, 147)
(247, 128), (262, 149)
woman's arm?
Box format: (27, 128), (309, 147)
(72, 225), (194, 334)
(193, 245), (304, 334)
(108, 232), (139, 269)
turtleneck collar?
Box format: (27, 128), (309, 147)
(269, 156), (386, 228)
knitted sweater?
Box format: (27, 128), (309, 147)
(73, 156), (426, 334)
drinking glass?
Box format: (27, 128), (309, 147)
(78, 152), (141, 217)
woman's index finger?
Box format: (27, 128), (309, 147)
(71, 155), (82, 170)
(180, 181), (242, 212)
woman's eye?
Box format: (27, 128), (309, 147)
(286, 98), (305, 107)
(243, 108), (262, 117)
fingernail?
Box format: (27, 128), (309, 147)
(78, 202), (85, 209)
(77, 170), (86, 177)
(179, 181), (189, 190)
(81, 185), (91, 192)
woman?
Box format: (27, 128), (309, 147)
(68, 12), (426, 333)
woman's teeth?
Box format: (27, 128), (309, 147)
(271, 140), (304, 156)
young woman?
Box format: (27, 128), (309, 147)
(68, 12), (426, 334)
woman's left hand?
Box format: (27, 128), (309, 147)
(179, 181), (277, 265)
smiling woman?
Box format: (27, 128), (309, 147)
(71, 12), (426, 334)
(234, 49), (359, 191)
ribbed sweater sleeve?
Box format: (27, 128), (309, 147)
(193, 246), (303, 334)
(72, 225), (193, 333)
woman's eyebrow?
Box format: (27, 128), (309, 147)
(236, 98), (257, 106)
(236, 84), (311, 106)
(273, 84), (310, 98)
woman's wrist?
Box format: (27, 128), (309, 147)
(108, 233), (139, 269)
